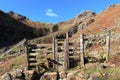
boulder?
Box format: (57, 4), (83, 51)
(75, 70), (89, 79)
(67, 72), (75, 80)
(88, 72), (102, 80)
(59, 71), (67, 79)
(40, 72), (57, 80)
(0, 73), (12, 80)
(0, 69), (25, 80)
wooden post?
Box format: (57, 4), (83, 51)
(106, 30), (110, 62)
(55, 39), (58, 71)
(24, 40), (29, 70)
(80, 33), (84, 67)
(64, 31), (69, 71)
(52, 35), (56, 69)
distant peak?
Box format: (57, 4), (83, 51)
(74, 10), (96, 24)
(7, 11), (29, 21)
(76, 10), (96, 18)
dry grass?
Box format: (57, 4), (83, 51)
(73, 4), (120, 38)
(0, 54), (26, 76)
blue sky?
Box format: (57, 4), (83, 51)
(0, 0), (120, 23)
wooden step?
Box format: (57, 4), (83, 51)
(57, 46), (64, 49)
(69, 51), (74, 54)
(29, 65), (36, 70)
(29, 60), (37, 63)
(46, 51), (53, 54)
(57, 44), (63, 47)
(74, 51), (80, 54)
(29, 50), (36, 53)
(69, 56), (79, 58)
(27, 44), (36, 47)
(69, 47), (74, 49)
(29, 62), (37, 65)
(29, 53), (37, 56)
(31, 48), (41, 51)
(29, 55), (36, 58)
(58, 52), (64, 54)
(36, 44), (52, 47)
(57, 39), (65, 41)
(69, 49), (74, 52)
(29, 58), (37, 61)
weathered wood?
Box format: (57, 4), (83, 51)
(52, 35), (56, 69)
(64, 31), (69, 71)
(24, 40), (30, 70)
(55, 39), (58, 71)
(79, 33), (84, 67)
(106, 30), (110, 62)
(2, 38), (26, 57)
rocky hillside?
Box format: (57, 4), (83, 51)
(0, 10), (54, 48)
(73, 4), (120, 38)
(57, 10), (96, 31)
(0, 11), (96, 47)
(0, 10), (34, 48)
(7, 11), (53, 28)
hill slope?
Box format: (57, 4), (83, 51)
(0, 10), (33, 47)
(73, 4), (120, 38)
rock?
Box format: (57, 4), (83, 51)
(0, 73), (12, 80)
(63, 78), (68, 80)
(40, 72), (57, 80)
(76, 70), (89, 79)
(75, 10), (96, 24)
(110, 64), (116, 67)
(59, 72), (67, 79)
(67, 73), (75, 80)
(75, 76), (83, 80)
(7, 11), (29, 21)
(85, 62), (100, 69)
(88, 72), (102, 80)
(0, 69), (26, 80)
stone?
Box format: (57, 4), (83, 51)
(0, 73), (12, 80)
(75, 76), (83, 80)
(40, 72), (57, 80)
(0, 69), (26, 80)
(85, 62), (100, 69)
(63, 78), (68, 80)
(59, 72), (67, 79)
(75, 70), (89, 79)
(67, 73), (75, 80)
(88, 72), (102, 80)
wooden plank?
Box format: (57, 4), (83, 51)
(106, 30), (110, 62)
(36, 44), (52, 47)
(29, 53), (37, 56)
(64, 31), (69, 71)
(57, 41), (64, 44)
(79, 34), (84, 67)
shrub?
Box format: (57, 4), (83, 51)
(69, 26), (78, 36)
(52, 24), (58, 32)
(33, 27), (49, 37)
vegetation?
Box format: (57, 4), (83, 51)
(69, 26), (78, 36)
(33, 27), (49, 37)
(0, 54), (25, 76)
(52, 24), (58, 32)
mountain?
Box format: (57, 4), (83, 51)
(7, 11), (53, 28)
(0, 10), (34, 48)
(0, 10), (54, 48)
(57, 10), (96, 31)
(0, 9), (96, 48)
(73, 4), (120, 37)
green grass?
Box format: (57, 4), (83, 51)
(0, 54), (18, 61)
(10, 55), (26, 69)
(85, 67), (103, 75)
